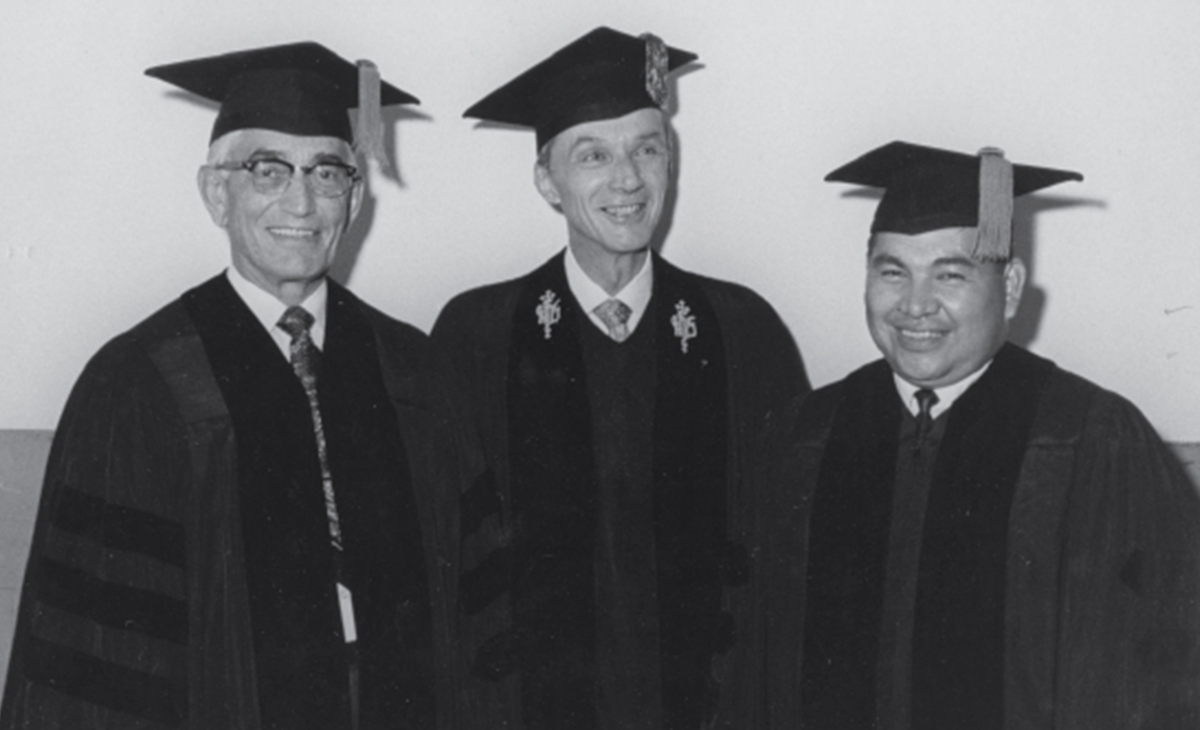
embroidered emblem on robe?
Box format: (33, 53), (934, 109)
(671, 300), (697, 353)
(536, 289), (562, 340)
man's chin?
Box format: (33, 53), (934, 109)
(888, 356), (948, 388)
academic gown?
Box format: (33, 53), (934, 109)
(1, 276), (479, 730)
(762, 343), (1200, 729)
(431, 250), (809, 729)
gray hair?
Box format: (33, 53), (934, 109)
(205, 129), (359, 166)
(205, 131), (243, 166)
(534, 110), (674, 171)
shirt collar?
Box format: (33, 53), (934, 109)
(563, 247), (654, 335)
(225, 267), (328, 352)
(893, 360), (992, 420)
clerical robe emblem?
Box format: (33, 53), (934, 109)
(671, 300), (698, 353)
(536, 289), (562, 340)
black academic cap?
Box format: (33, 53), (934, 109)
(463, 26), (698, 149)
(825, 141), (1082, 258)
(145, 41), (418, 148)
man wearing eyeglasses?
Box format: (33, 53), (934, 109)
(1, 43), (476, 730)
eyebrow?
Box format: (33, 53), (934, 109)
(565, 136), (603, 152)
(632, 132), (667, 148)
(244, 147), (349, 165)
(566, 131), (666, 152)
(245, 147), (287, 160)
(869, 253), (980, 268)
(869, 253), (907, 268)
(931, 255), (980, 268)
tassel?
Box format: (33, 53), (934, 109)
(640, 33), (670, 108)
(355, 59), (390, 173)
(974, 147), (1012, 260)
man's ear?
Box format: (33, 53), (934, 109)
(197, 166), (229, 227)
(534, 161), (561, 207)
(1003, 257), (1027, 321)
(348, 176), (365, 224)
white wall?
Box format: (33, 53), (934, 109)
(1, 0), (1197, 439)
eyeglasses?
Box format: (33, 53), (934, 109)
(213, 158), (360, 198)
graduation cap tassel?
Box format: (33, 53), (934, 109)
(640, 33), (670, 108)
(356, 59), (391, 173)
(974, 147), (1013, 260)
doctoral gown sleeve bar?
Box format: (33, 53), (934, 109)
(2, 334), (191, 728)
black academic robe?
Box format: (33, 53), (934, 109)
(764, 343), (1200, 729)
(432, 250), (808, 729)
(1, 276), (479, 730)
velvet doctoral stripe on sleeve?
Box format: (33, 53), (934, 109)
(4, 275), (478, 730)
(432, 273), (526, 729)
(1, 310), (193, 729)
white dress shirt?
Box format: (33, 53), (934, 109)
(564, 247), (654, 339)
(893, 360), (992, 420)
(225, 268), (328, 360)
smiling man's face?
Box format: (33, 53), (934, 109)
(865, 227), (1025, 388)
(535, 107), (670, 264)
(200, 128), (362, 304)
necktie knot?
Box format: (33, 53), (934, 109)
(594, 298), (632, 342)
(915, 388), (939, 418)
(279, 306), (320, 390)
(278, 306), (315, 339)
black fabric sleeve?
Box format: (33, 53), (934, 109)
(1, 337), (191, 729)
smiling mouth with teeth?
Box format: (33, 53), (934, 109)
(268, 227), (318, 238)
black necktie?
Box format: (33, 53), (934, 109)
(914, 388), (939, 454)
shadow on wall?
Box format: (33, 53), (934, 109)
(328, 104), (431, 289)
(1008, 195), (1107, 348)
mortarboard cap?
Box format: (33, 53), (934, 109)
(145, 41), (418, 166)
(825, 141), (1083, 259)
(463, 26), (698, 149)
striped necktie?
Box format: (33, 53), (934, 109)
(594, 298), (632, 342)
(277, 305), (361, 728)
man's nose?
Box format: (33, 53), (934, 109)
(899, 279), (938, 317)
(609, 154), (644, 192)
(278, 171), (316, 215)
